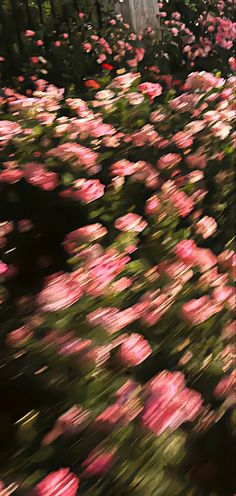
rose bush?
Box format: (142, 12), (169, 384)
(0, 64), (235, 495)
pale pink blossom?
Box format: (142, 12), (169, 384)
(119, 333), (152, 367)
(196, 216), (217, 238)
(138, 82), (163, 101)
(64, 224), (107, 251)
(157, 153), (182, 169)
(73, 179), (105, 203)
(115, 213), (147, 232)
(37, 272), (83, 312)
(82, 449), (115, 476)
(182, 296), (221, 325)
(36, 468), (79, 496)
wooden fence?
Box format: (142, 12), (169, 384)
(0, 0), (114, 75)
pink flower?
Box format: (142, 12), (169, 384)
(170, 189), (194, 217)
(54, 41), (61, 47)
(0, 121), (21, 144)
(37, 272), (83, 312)
(47, 143), (99, 174)
(127, 58), (138, 68)
(88, 306), (139, 334)
(82, 449), (115, 476)
(64, 224), (107, 251)
(174, 240), (197, 264)
(185, 152), (207, 169)
(221, 321), (236, 340)
(157, 153), (182, 170)
(145, 195), (161, 215)
(62, 33), (69, 39)
(6, 326), (32, 347)
(96, 403), (125, 427)
(36, 468), (79, 496)
(136, 48), (145, 61)
(37, 39), (44, 46)
(229, 57), (236, 71)
(214, 371), (236, 402)
(212, 286), (234, 304)
(86, 249), (130, 297)
(182, 296), (221, 326)
(0, 169), (23, 183)
(119, 333), (152, 367)
(196, 216), (217, 239)
(138, 82), (163, 101)
(23, 163), (58, 191)
(197, 248), (217, 272)
(147, 370), (185, 400)
(31, 56), (39, 64)
(184, 71), (225, 92)
(0, 260), (8, 276)
(83, 42), (92, 53)
(73, 179), (105, 203)
(142, 375), (202, 435)
(171, 27), (179, 36)
(25, 29), (35, 37)
(115, 213), (147, 232)
(172, 131), (193, 148)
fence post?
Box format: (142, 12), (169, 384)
(117, 0), (159, 33)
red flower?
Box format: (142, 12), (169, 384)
(31, 57), (39, 64)
(36, 468), (79, 496)
(102, 63), (114, 71)
(84, 80), (100, 89)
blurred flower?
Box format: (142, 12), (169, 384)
(73, 179), (105, 203)
(37, 272), (83, 312)
(115, 213), (147, 232)
(82, 448), (115, 476)
(36, 468), (79, 496)
(119, 333), (152, 367)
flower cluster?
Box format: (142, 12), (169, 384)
(0, 1), (235, 492)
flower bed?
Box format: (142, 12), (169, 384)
(0, 65), (235, 494)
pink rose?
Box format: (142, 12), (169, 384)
(0, 168), (22, 183)
(213, 286), (234, 304)
(229, 57), (236, 71)
(197, 248), (217, 272)
(83, 43), (92, 53)
(23, 163), (58, 191)
(73, 179), (105, 203)
(157, 153), (182, 170)
(37, 272), (83, 312)
(172, 131), (193, 148)
(136, 48), (145, 61)
(115, 213), (147, 232)
(96, 403), (125, 427)
(145, 195), (161, 215)
(185, 152), (207, 169)
(64, 224), (107, 251)
(36, 468), (79, 496)
(25, 29), (35, 36)
(147, 370), (185, 401)
(142, 384), (202, 435)
(182, 296), (221, 326)
(138, 82), (163, 101)
(119, 333), (152, 367)
(196, 216), (217, 239)
(0, 121), (21, 144)
(82, 449), (115, 476)
(214, 371), (236, 402)
(0, 260), (8, 276)
(6, 326), (32, 347)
